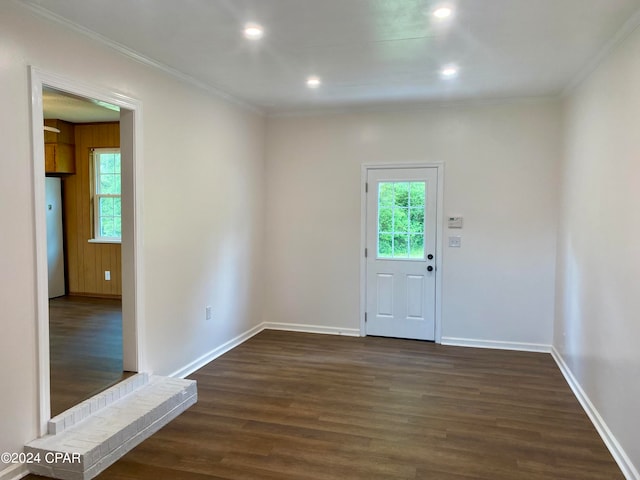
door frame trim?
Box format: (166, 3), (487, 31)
(360, 163), (444, 342)
(29, 67), (146, 435)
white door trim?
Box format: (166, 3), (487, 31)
(29, 67), (146, 435)
(360, 163), (444, 342)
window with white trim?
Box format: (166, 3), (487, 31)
(92, 148), (121, 241)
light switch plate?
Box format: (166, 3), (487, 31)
(448, 236), (462, 248)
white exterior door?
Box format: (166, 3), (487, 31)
(365, 167), (438, 341)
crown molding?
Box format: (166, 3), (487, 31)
(267, 94), (560, 118)
(14, 0), (264, 116)
(563, 5), (640, 96)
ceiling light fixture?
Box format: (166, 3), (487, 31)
(440, 65), (459, 79)
(243, 23), (264, 40)
(306, 76), (322, 89)
(433, 6), (454, 19)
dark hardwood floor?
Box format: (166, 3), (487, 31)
(30, 330), (623, 479)
(49, 295), (131, 416)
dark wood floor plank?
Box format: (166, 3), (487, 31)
(49, 295), (130, 416)
(27, 330), (624, 479)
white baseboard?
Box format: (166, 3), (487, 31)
(441, 336), (551, 353)
(170, 322), (360, 379)
(263, 322), (361, 337)
(172, 330), (545, 381)
(170, 323), (265, 378)
(0, 463), (28, 480)
(551, 347), (639, 480)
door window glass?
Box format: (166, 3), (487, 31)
(378, 182), (425, 259)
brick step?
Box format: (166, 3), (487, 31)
(47, 373), (151, 435)
(25, 375), (197, 480)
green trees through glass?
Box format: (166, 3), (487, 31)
(377, 182), (425, 259)
(96, 151), (122, 239)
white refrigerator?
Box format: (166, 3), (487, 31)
(46, 177), (66, 298)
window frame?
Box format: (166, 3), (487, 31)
(91, 147), (122, 243)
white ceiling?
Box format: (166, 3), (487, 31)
(43, 88), (120, 123)
(23, 0), (640, 114)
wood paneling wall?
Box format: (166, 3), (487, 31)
(63, 122), (121, 297)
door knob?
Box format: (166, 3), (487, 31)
(427, 254), (434, 260)
(427, 266), (434, 272)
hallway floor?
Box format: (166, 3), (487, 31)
(49, 295), (131, 416)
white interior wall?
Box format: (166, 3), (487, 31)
(556, 24), (640, 476)
(264, 101), (561, 346)
(0, 1), (265, 469)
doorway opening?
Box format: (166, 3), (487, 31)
(30, 67), (145, 435)
(43, 90), (129, 415)
(360, 164), (444, 342)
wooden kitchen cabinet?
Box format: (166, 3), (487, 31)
(45, 143), (75, 174)
(44, 119), (75, 175)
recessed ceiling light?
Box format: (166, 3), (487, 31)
(306, 76), (322, 89)
(440, 65), (459, 79)
(433, 6), (454, 19)
(243, 23), (264, 40)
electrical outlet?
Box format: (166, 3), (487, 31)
(105, 271), (111, 281)
(206, 306), (212, 321)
